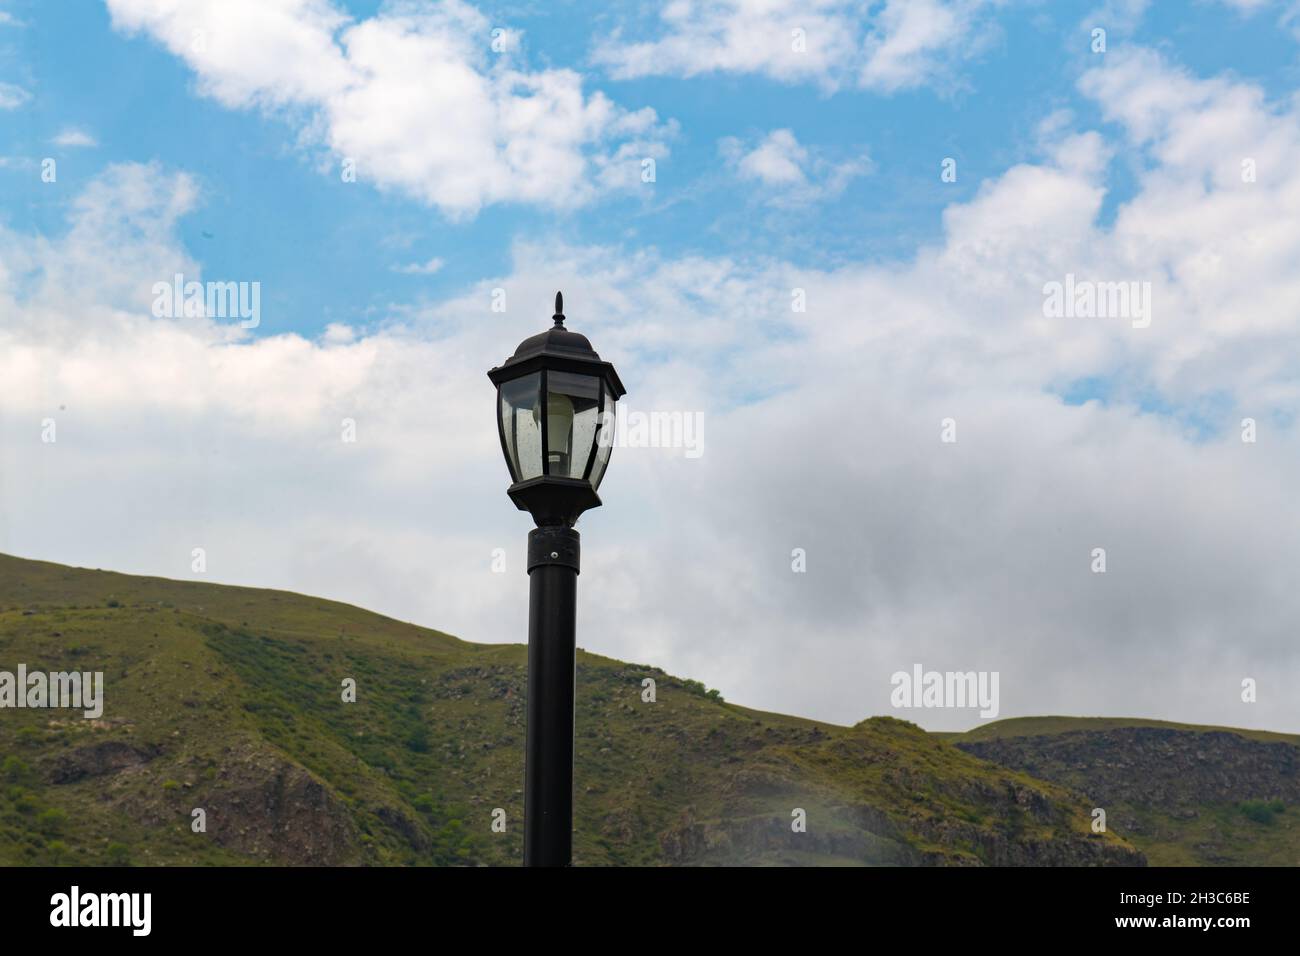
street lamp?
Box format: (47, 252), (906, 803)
(487, 291), (626, 867)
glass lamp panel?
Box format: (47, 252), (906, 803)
(499, 373), (542, 480)
(589, 386), (616, 490)
(545, 371), (600, 479)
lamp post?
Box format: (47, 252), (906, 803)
(487, 292), (626, 867)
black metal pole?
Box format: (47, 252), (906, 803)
(524, 525), (580, 866)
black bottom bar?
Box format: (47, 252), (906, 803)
(0, 865), (1288, 941)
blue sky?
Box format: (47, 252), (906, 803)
(3, 0), (1297, 340)
(4, 1), (1300, 730)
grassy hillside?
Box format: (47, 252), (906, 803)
(955, 718), (1300, 866)
(958, 715), (1300, 747)
(0, 552), (1143, 866)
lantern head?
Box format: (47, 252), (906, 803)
(488, 292), (626, 527)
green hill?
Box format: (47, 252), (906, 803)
(957, 715), (1300, 747)
(1, 550), (1271, 867)
(954, 718), (1300, 865)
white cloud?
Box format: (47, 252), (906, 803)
(719, 128), (869, 203)
(1081, 0), (1151, 34)
(859, 0), (989, 93)
(392, 257), (445, 275)
(727, 128), (809, 185)
(592, 0), (998, 94)
(1087, 0), (1300, 39)
(104, 0), (671, 216)
(0, 80), (30, 109)
(52, 128), (98, 148)
(1217, 0), (1273, 11)
(6, 48), (1300, 733)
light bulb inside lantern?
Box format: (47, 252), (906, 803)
(535, 391), (575, 475)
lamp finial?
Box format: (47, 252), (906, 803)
(553, 291), (564, 327)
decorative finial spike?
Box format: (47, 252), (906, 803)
(553, 291), (565, 327)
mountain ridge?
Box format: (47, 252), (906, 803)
(0, 552), (1290, 866)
